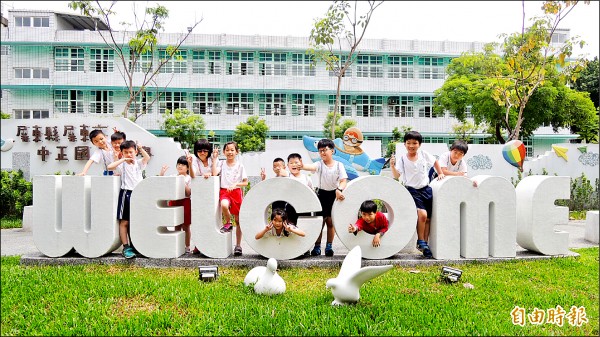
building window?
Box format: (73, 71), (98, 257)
(291, 94), (315, 116)
(159, 49), (187, 73)
(328, 95), (352, 117)
(258, 93), (287, 116)
(129, 91), (155, 115)
(418, 96), (434, 118)
(388, 55), (414, 78)
(226, 51), (254, 75)
(259, 52), (287, 76)
(226, 93), (254, 115)
(16, 16), (49, 27)
(387, 96), (414, 117)
(191, 92), (222, 114)
(356, 54), (383, 78)
(356, 95), (383, 117)
(14, 109), (50, 119)
(54, 90), (84, 113)
(192, 50), (222, 74)
(14, 67), (49, 79)
(290, 53), (315, 77)
(90, 90), (114, 114)
(55, 48), (84, 72)
(159, 92), (187, 113)
(328, 55), (353, 77)
(418, 57), (445, 80)
(131, 51), (153, 73)
(90, 48), (114, 72)
(1, 45), (10, 55)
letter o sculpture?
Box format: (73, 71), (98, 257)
(331, 175), (417, 259)
(239, 178), (323, 260)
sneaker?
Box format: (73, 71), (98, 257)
(185, 246), (192, 254)
(220, 223), (233, 233)
(310, 245), (321, 256)
(234, 245), (243, 256)
(325, 242), (334, 256)
(122, 246), (136, 259)
(416, 240), (433, 259)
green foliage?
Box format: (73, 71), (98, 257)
(54, 170), (75, 176)
(434, 2), (594, 143)
(1, 111), (11, 119)
(385, 126), (412, 157)
(1, 248), (598, 335)
(571, 56), (599, 109)
(451, 120), (481, 142)
(322, 111), (356, 139)
(232, 116), (269, 152)
(0, 217), (22, 229)
(162, 108), (206, 149)
(1, 170), (32, 219)
(556, 173), (599, 212)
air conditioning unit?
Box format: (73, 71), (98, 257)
(388, 96), (399, 105)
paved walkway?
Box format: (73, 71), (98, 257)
(2, 220), (597, 268)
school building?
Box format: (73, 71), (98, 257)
(0, 8), (578, 157)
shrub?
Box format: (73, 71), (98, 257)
(556, 173), (599, 212)
(1, 170), (33, 219)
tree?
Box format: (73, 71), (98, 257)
(436, 1), (591, 143)
(322, 111), (356, 139)
(162, 108), (206, 149)
(571, 56), (599, 109)
(232, 116), (269, 153)
(434, 51), (597, 143)
(68, 1), (201, 121)
(385, 126), (411, 158)
(452, 121), (481, 143)
(308, 0), (384, 139)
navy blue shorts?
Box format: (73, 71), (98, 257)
(316, 188), (336, 218)
(406, 186), (433, 219)
(117, 189), (133, 221)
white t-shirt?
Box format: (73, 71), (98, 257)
(168, 173), (192, 192)
(288, 172), (313, 189)
(216, 160), (248, 189)
(117, 158), (147, 190)
(394, 150), (436, 189)
(315, 160), (348, 191)
(438, 151), (468, 174)
(192, 157), (213, 176)
(90, 144), (115, 171)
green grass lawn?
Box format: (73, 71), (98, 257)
(1, 248), (598, 336)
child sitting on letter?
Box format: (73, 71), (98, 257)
(77, 129), (114, 176)
(348, 200), (389, 247)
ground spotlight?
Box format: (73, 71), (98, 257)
(198, 265), (219, 282)
(440, 266), (463, 283)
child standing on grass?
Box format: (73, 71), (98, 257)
(77, 129), (114, 176)
(390, 131), (444, 259)
(301, 138), (348, 257)
(214, 141), (248, 256)
(160, 153), (195, 254)
(348, 200), (389, 247)
(107, 140), (151, 259)
(255, 208), (306, 239)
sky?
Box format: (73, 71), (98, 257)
(2, 1), (599, 59)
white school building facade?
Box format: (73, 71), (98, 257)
(0, 8), (578, 158)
